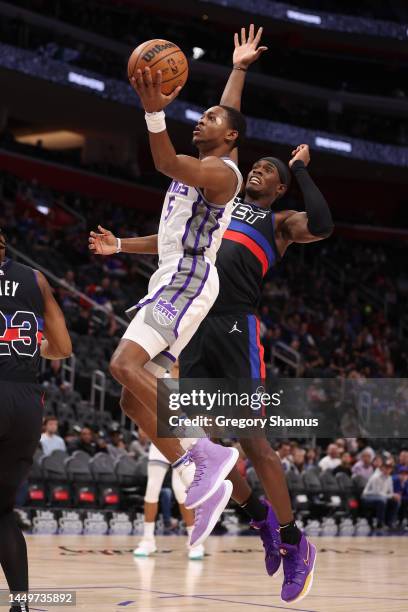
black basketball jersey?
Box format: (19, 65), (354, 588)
(0, 258), (44, 382)
(211, 197), (279, 315)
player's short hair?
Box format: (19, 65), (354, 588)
(219, 105), (247, 148)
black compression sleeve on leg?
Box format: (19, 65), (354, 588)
(0, 486), (29, 595)
(291, 160), (334, 237)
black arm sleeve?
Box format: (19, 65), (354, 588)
(291, 160), (334, 237)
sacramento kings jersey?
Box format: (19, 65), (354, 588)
(211, 197), (280, 314)
(157, 157), (242, 265)
(0, 258), (44, 382)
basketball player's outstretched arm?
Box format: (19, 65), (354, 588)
(219, 25), (267, 163)
(131, 68), (237, 203)
(277, 145), (334, 245)
(220, 24), (267, 112)
(36, 271), (72, 359)
(89, 226), (158, 255)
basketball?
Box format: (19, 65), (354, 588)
(128, 39), (188, 95)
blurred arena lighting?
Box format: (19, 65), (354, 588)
(68, 71), (105, 92)
(315, 136), (352, 153)
(286, 10), (321, 25)
(16, 131), (85, 150)
(185, 109), (202, 122)
(192, 46), (206, 60)
(201, 0), (407, 39)
(36, 205), (50, 216)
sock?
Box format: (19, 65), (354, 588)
(241, 492), (268, 522)
(143, 521), (155, 539)
(280, 520), (302, 545)
(179, 438), (198, 452)
(173, 459), (195, 489)
(186, 525), (194, 543)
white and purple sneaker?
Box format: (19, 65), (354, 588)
(183, 439), (238, 509)
(190, 480), (233, 548)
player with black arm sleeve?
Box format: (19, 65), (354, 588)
(179, 26), (333, 604)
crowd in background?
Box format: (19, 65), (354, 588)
(1, 170), (407, 380)
(38, 413), (408, 530)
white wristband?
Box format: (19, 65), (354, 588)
(145, 111), (166, 133)
(116, 237), (122, 253)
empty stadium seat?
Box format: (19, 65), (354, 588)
(114, 454), (145, 486)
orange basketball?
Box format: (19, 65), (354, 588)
(128, 39), (188, 95)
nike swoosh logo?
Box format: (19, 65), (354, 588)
(303, 542), (310, 565)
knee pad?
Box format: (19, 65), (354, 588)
(171, 468), (187, 505)
(144, 462), (168, 503)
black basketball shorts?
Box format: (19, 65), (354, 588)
(179, 312), (266, 379)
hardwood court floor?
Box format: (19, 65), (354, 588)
(5, 535), (408, 611)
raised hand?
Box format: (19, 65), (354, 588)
(89, 225), (118, 256)
(233, 24), (268, 69)
(289, 144), (311, 168)
(130, 67), (182, 113)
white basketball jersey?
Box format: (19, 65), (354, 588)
(157, 157), (242, 266)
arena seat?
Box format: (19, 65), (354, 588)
(65, 452), (97, 507)
(40, 451), (70, 505)
(89, 452), (117, 484)
(114, 454), (144, 486)
(286, 470), (309, 517)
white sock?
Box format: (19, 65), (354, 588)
(187, 525), (194, 539)
(179, 437), (199, 452)
(174, 459), (195, 489)
(143, 521), (155, 539)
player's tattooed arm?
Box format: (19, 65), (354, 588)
(220, 24), (267, 113)
(36, 271), (72, 359)
(89, 226), (158, 255)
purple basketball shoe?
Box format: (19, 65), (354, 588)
(280, 534), (317, 603)
(184, 439), (238, 509)
(250, 499), (282, 577)
(190, 480), (233, 548)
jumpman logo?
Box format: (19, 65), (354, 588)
(229, 321), (242, 334)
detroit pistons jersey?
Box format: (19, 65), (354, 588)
(0, 258), (44, 382)
(157, 157), (242, 265)
(211, 197), (280, 314)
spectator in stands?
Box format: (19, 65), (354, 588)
(362, 460), (401, 529)
(290, 448), (306, 475)
(276, 441), (292, 472)
(318, 443), (341, 471)
(335, 438), (347, 454)
(304, 447), (318, 470)
(68, 426), (104, 456)
(129, 427), (149, 459)
(352, 449), (374, 480)
(396, 449), (408, 472)
(107, 429), (128, 460)
(356, 438), (375, 460)
(373, 453), (384, 471)
(40, 416), (66, 456)
(333, 452), (353, 476)
(392, 466), (408, 524)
